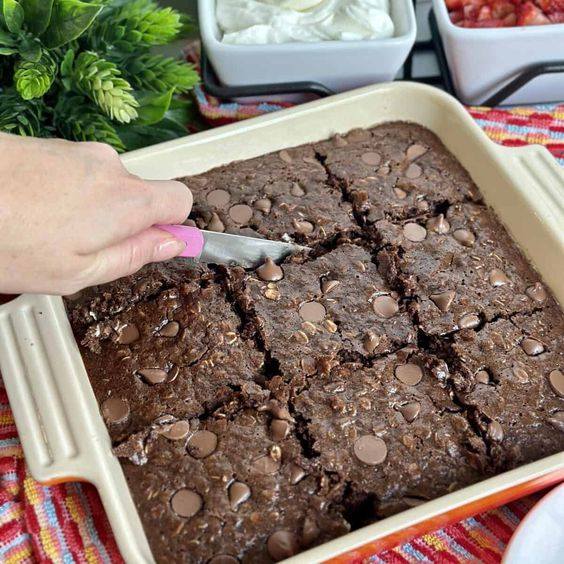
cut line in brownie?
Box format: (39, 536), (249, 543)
(314, 122), (481, 223)
(228, 244), (416, 379)
(181, 144), (356, 245)
(376, 202), (553, 336)
(116, 406), (350, 563)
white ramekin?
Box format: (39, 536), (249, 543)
(432, 0), (564, 105)
(198, 0), (417, 92)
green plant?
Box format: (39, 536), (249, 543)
(0, 0), (199, 151)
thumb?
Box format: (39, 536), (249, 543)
(84, 227), (186, 286)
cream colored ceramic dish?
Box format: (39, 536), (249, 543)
(0, 83), (563, 564)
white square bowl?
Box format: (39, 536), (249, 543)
(198, 0), (417, 92)
(432, 0), (564, 105)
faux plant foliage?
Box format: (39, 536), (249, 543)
(0, 0), (199, 151)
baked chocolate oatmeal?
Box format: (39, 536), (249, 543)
(65, 123), (564, 563)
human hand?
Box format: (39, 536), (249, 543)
(0, 134), (192, 295)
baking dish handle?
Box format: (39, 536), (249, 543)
(0, 294), (108, 484)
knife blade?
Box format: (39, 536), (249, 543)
(157, 225), (306, 269)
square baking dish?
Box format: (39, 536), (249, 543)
(0, 82), (563, 564)
(198, 0), (417, 92)
(432, 0), (564, 105)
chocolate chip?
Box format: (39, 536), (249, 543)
(549, 369), (564, 397)
(372, 295), (399, 319)
(267, 530), (299, 561)
(475, 370), (490, 384)
(229, 204), (253, 225)
(302, 516), (320, 545)
(170, 488), (202, 518)
(256, 257), (284, 282)
(489, 269), (510, 287)
(403, 223), (427, 242)
(208, 212), (225, 232)
(208, 556), (239, 564)
(405, 163), (422, 179)
(117, 323), (139, 345)
(187, 430), (218, 459)
(394, 187), (407, 199)
(252, 454), (280, 475)
(138, 368), (168, 385)
(363, 332), (380, 353)
(453, 229), (475, 247)
(288, 462), (306, 484)
(353, 435), (387, 465)
(548, 411), (564, 432)
(254, 198), (272, 214)
(261, 400), (295, 422)
(526, 282), (547, 303)
(293, 219), (314, 235)
(158, 320), (180, 337)
(228, 481), (251, 511)
(459, 313), (480, 329)
(361, 152), (381, 166)
(426, 214), (450, 234)
(299, 301), (326, 322)
(206, 189), (231, 208)
(487, 421), (504, 442)
(279, 150), (293, 163)
(333, 134), (347, 147)
(406, 144), (428, 160)
(512, 363), (529, 383)
(398, 401), (421, 423)
(521, 338), (544, 356)
(101, 398), (129, 424)
(270, 419), (290, 442)
(321, 278), (340, 294)
(395, 363), (423, 386)
(160, 420), (190, 440)
(291, 182), (305, 196)
(430, 290), (456, 313)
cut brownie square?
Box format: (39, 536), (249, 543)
(315, 123), (479, 222)
(66, 264), (264, 443)
(449, 306), (564, 470)
(116, 406), (349, 564)
(293, 347), (488, 521)
(229, 244), (416, 377)
(181, 144), (355, 244)
(377, 203), (551, 336)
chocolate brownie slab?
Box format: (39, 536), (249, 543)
(116, 407), (349, 563)
(449, 307), (564, 470)
(315, 123), (480, 222)
(66, 264), (264, 443)
(377, 203), (550, 336)
(182, 144), (355, 244)
(229, 244), (416, 377)
(293, 347), (488, 520)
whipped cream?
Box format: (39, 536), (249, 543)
(216, 0), (395, 44)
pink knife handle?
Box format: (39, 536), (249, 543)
(156, 225), (205, 258)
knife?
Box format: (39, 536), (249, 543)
(157, 224), (306, 268)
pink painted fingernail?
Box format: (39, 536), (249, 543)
(154, 237), (186, 261)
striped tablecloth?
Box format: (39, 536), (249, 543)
(0, 92), (563, 563)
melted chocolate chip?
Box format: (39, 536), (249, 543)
(252, 454), (280, 475)
(254, 198), (272, 214)
(403, 223), (427, 242)
(138, 368), (168, 385)
(117, 323), (139, 345)
(475, 370), (490, 384)
(459, 313), (480, 329)
(267, 530), (299, 561)
(208, 212), (225, 232)
(395, 363), (423, 386)
(453, 229), (475, 247)
(229, 481), (251, 510)
(427, 214), (450, 234)
(302, 516), (320, 545)
(170, 488), (202, 518)
(256, 257), (284, 282)
(521, 338), (544, 356)
(291, 182), (305, 196)
(372, 295), (399, 319)
(394, 187), (407, 199)
(186, 430), (218, 459)
(299, 301), (326, 322)
(229, 204), (253, 225)
(548, 411), (564, 432)
(279, 150), (293, 163)
(488, 269), (510, 287)
(158, 320), (180, 337)
(353, 435), (387, 465)
(398, 401), (421, 423)
(320, 278), (340, 294)
(288, 462), (306, 484)
(406, 144), (428, 160)
(101, 397), (130, 424)
(206, 189), (231, 208)
(208, 556), (239, 564)
(363, 332), (380, 353)
(549, 370), (564, 397)
(293, 219), (314, 235)
(160, 420), (190, 440)
(487, 421), (504, 442)
(361, 152), (381, 166)
(270, 419), (290, 442)
(405, 163), (422, 179)
(429, 290), (456, 313)
(526, 282), (547, 303)
(333, 134), (348, 147)
(512, 363), (529, 383)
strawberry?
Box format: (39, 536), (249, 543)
(535, 0), (564, 14)
(516, 1), (551, 24)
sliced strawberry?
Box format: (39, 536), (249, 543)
(517, 1), (551, 24)
(490, 0), (516, 18)
(547, 10), (564, 20)
(535, 0), (564, 14)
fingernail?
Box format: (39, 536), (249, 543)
(154, 237), (186, 261)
